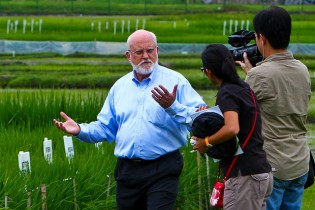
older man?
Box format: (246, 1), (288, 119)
(54, 29), (205, 210)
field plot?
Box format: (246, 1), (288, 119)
(0, 4), (315, 209)
(0, 89), (315, 209)
(0, 53), (315, 91)
(0, 12), (314, 43)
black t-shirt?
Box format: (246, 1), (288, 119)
(217, 81), (271, 178)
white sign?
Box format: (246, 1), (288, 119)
(64, 136), (74, 160)
(43, 137), (53, 164)
(18, 151), (31, 174)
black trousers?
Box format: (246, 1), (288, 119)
(114, 150), (183, 210)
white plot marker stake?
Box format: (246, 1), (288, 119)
(18, 151), (31, 174)
(43, 137), (53, 164)
(64, 136), (74, 162)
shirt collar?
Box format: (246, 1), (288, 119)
(256, 51), (293, 66)
(132, 62), (159, 85)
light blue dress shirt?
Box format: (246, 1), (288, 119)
(76, 63), (205, 160)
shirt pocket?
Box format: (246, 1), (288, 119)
(146, 103), (168, 128)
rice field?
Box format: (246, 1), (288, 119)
(0, 2), (314, 209)
(0, 11), (314, 43)
(0, 89), (314, 209)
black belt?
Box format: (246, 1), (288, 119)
(119, 150), (179, 165)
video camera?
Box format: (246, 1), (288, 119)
(228, 30), (262, 66)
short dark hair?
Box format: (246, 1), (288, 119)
(253, 5), (291, 49)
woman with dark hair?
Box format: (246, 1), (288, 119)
(192, 44), (273, 210)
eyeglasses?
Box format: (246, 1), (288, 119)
(128, 47), (157, 56)
(200, 67), (205, 73)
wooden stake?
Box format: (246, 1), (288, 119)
(107, 175), (111, 197)
(27, 191), (31, 208)
(197, 152), (202, 210)
(41, 184), (47, 210)
(73, 177), (78, 210)
(206, 155), (211, 210)
(5, 194), (9, 208)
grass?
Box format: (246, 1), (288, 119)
(303, 184), (315, 209)
(0, 89), (314, 209)
(0, 12), (314, 43)
(0, 1), (314, 16)
(0, 3), (314, 208)
(1, 53), (315, 92)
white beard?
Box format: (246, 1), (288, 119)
(131, 59), (156, 75)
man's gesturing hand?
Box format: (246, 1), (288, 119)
(151, 84), (177, 109)
(53, 112), (80, 135)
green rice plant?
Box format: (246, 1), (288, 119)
(0, 126), (117, 209)
(0, 12), (314, 43)
(1, 53), (314, 90)
(0, 1), (314, 15)
(0, 89), (315, 209)
(0, 89), (107, 129)
(6, 74), (123, 89)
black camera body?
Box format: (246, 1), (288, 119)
(228, 30), (263, 66)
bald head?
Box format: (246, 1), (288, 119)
(125, 30), (159, 80)
(127, 30), (157, 50)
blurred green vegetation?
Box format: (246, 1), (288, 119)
(0, 53), (314, 91)
(0, 1), (313, 15)
(0, 12), (314, 42)
(0, 89), (314, 209)
(0, 3), (314, 209)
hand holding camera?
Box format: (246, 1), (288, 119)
(229, 30), (262, 67)
(235, 52), (253, 75)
